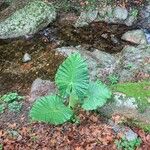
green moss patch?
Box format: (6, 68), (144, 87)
(111, 82), (150, 111)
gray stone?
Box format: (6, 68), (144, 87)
(7, 130), (22, 141)
(0, 0), (56, 39)
(108, 120), (138, 141)
(114, 93), (138, 109)
(99, 89), (150, 126)
(97, 5), (114, 23)
(22, 53), (31, 63)
(116, 45), (150, 82)
(113, 6), (128, 20)
(55, 46), (116, 81)
(137, 4), (150, 30)
(121, 30), (147, 45)
(110, 34), (120, 44)
(74, 10), (98, 27)
(125, 15), (137, 26)
(29, 78), (57, 102)
(125, 129), (138, 141)
(144, 29), (150, 44)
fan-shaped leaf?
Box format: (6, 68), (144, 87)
(55, 53), (89, 98)
(30, 95), (73, 125)
(82, 81), (112, 110)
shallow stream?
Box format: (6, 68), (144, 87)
(0, 21), (146, 94)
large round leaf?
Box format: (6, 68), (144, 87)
(82, 81), (112, 110)
(55, 53), (89, 98)
(30, 95), (73, 125)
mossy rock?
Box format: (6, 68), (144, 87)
(99, 81), (150, 126)
(0, 0), (56, 39)
(111, 81), (150, 110)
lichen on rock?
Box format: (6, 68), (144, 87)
(0, 0), (56, 39)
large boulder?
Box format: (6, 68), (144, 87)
(116, 45), (150, 82)
(0, 0), (56, 39)
(55, 46), (116, 81)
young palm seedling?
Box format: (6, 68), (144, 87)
(30, 53), (112, 125)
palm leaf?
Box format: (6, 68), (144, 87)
(30, 95), (73, 125)
(55, 53), (89, 98)
(82, 81), (112, 110)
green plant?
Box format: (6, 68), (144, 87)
(108, 74), (119, 85)
(0, 92), (24, 114)
(8, 101), (22, 112)
(130, 8), (138, 17)
(0, 144), (3, 150)
(124, 63), (134, 70)
(115, 136), (141, 150)
(0, 92), (24, 103)
(0, 104), (5, 114)
(30, 53), (111, 125)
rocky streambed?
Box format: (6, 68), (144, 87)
(0, 1), (150, 148)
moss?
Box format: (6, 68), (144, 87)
(111, 82), (150, 111)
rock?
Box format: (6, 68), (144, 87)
(55, 46), (116, 81)
(125, 8), (138, 26)
(116, 45), (150, 82)
(121, 30), (147, 45)
(125, 129), (138, 141)
(7, 130), (22, 141)
(113, 6), (128, 20)
(0, 0), (56, 39)
(74, 4), (138, 27)
(110, 34), (120, 44)
(108, 120), (138, 141)
(99, 81), (150, 125)
(75, 10), (98, 27)
(58, 12), (78, 25)
(97, 5), (114, 23)
(144, 29), (150, 44)
(29, 78), (57, 102)
(137, 4), (150, 30)
(125, 16), (137, 26)
(22, 53), (31, 63)
(114, 93), (138, 109)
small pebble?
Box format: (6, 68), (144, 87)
(22, 53), (31, 63)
